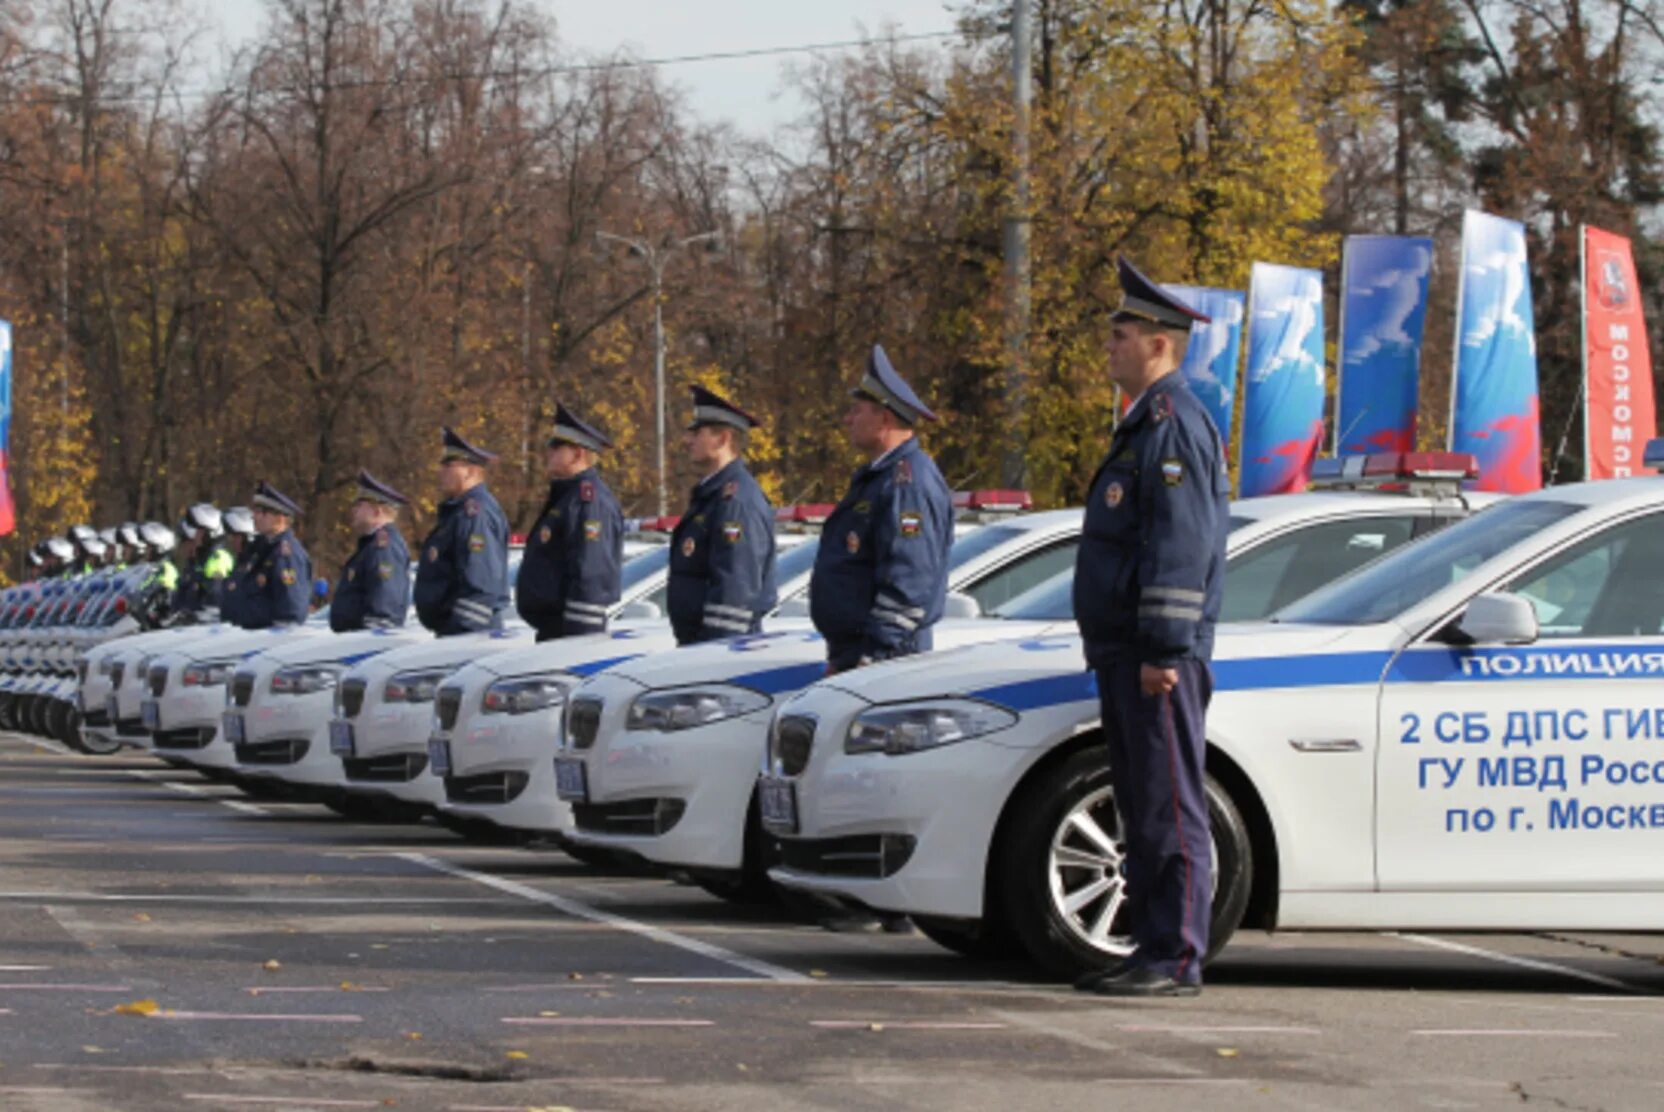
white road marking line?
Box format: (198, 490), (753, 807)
(1117, 1024), (1320, 1034)
(1389, 932), (1643, 994)
(0, 964), (53, 971)
(244, 986), (392, 994)
(185, 1096), (382, 1107)
(127, 770), (268, 815)
(0, 892), (518, 905)
(810, 1020), (1009, 1030)
(0, 983), (133, 992)
(502, 1016), (714, 1027)
(0, 1088), (98, 1096)
(1412, 1028), (1615, 1038)
(157, 1012), (365, 1023)
(396, 851), (809, 984)
(1570, 995), (1664, 1003)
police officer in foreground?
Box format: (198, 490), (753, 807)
(667, 386), (777, 644)
(223, 483), (313, 629)
(1072, 257), (1229, 999)
(809, 344), (954, 674)
(516, 405), (623, 641)
(415, 427), (510, 636)
(331, 470), (413, 632)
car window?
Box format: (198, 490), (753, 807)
(962, 538), (1079, 614)
(1505, 512), (1664, 638)
(1221, 516), (1419, 623)
(1278, 500), (1585, 626)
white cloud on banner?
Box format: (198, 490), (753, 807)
(1345, 244), (1432, 364)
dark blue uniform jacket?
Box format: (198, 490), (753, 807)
(515, 469), (623, 639)
(1073, 372), (1229, 669)
(224, 529), (312, 630)
(809, 437), (953, 671)
(667, 458), (777, 645)
(331, 525), (411, 631)
(414, 483), (510, 636)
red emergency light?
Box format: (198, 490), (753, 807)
(775, 504), (835, 526)
(1361, 451), (1479, 480)
(951, 489), (1033, 513)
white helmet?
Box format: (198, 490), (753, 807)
(222, 506), (256, 537)
(181, 502), (225, 541)
(139, 521), (177, 555)
(45, 537), (75, 561)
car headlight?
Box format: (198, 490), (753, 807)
(625, 685), (770, 732)
(481, 675), (572, 715)
(270, 665), (341, 696)
(844, 699), (1017, 755)
(384, 668), (450, 704)
(182, 660), (238, 688)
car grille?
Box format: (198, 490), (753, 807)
(338, 677), (367, 718)
(572, 797), (686, 836)
(342, 753), (427, 783)
(230, 671), (256, 707)
(435, 685), (464, 732)
(566, 697), (603, 750)
(771, 714), (816, 777)
(443, 771), (530, 805)
(779, 834), (917, 879)
(234, 738), (308, 765)
(153, 727), (214, 751)
(147, 664), (168, 698)
(109, 661), (126, 689)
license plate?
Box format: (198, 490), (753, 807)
(105, 696), (120, 722)
(428, 736), (451, 777)
(553, 757), (588, 803)
(141, 700), (159, 730)
(758, 776), (799, 834)
(329, 719), (355, 757)
(222, 711), (245, 744)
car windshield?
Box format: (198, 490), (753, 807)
(1275, 499), (1584, 626)
(620, 545), (669, 591)
(947, 522), (1028, 567)
(775, 537), (822, 585)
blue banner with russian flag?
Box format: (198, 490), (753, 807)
(0, 322), (13, 537)
(1170, 286), (1244, 445)
(1336, 235), (1432, 455)
(1451, 210), (1542, 492)
(1240, 263), (1326, 496)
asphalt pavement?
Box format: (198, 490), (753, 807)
(2, 733), (1663, 1111)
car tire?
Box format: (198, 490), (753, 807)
(53, 704), (82, 748)
(26, 695), (49, 736)
(913, 914), (1016, 961)
(0, 693), (16, 732)
(996, 746), (1251, 980)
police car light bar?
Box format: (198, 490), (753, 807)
(775, 504), (835, 526)
(1644, 438), (1664, 469)
(951, 490), (1033, 513)
(1310, 451), (1478, 489)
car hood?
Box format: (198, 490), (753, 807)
(602, 617), (1068, 695)
(176, 626), (323, 665)
(473, 625), (683, 681)
(253, 626), (429, 668)
(344, 627), (536, 679)
(88, 624), (220, 664)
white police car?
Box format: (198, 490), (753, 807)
(764, 456), (1664, 977)
(324, 544), (678, 814)
(559, 456), (1491, 900)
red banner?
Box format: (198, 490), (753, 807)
(1583, 227), (1657, 478)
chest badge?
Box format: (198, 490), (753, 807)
(846, 530), (861, 555)
(426, 546), (439, 563)
(1105, 482), (1125, 508)
(682, 537), (697, 557)
(256, 574), (268, 588)
(539, 525), (552, 544)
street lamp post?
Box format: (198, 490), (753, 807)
(595, 229), (720, 516)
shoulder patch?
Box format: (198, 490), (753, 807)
(899, 510), (923, 538)
(722, 521), (743, 544)
(377, 561), (393, 580)
(1161, 458), (1185, 486)
(580, 481), (594, 503)
(896, 459), (913, 484)
(281, 568), (296, 586)
(469, 533), (486, 553)
(426, 546), (439, 563)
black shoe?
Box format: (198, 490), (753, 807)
(1073, 958), (1138, 992)
(1086, 965), (1201, 998)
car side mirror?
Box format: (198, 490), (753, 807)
(1457, 592), (1538, 645)
(942, 591), (982, 620)
(617, 600), (661, 621)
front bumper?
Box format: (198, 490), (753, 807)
(330, 695), (442, 805)
(228, 685), (341, 786)
(764, 688), (1027, 920)
(437, 691), (568, 831)
(144, 670), (238, 768)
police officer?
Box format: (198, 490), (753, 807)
(172, 503), (237, 620)
(1072, 257), (1229, 999)
(223, 482), (313, 629)
(516, 405), (622, 641)
(414, 427), (510, 636)
(667, 386), (777, 644)
(331, 470), (413, 632)
(809, 344), (954, 674)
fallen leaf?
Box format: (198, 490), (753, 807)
(370, 944), (390, 951)
(504, 1050), (528, 1060)
(808, 969), (828, 979)
(82, 1046), (105, 1054)
(130, 913), (151, 923)
(567, 972), (584, 981)
(538, 1010), (561, 1018)
(112, 999), (159, 1017)
(1217, 1048), (1239, 1059)
(405, 1031), (423, 1041)
(868, 1023), (885, 1032)
(340, 982), (362, 992)
(261, 959), (282, 972)
(736, 1063), (750, 1072)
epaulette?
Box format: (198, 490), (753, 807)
(279, 540), (291, 557)
(580, 481), (594, 503)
